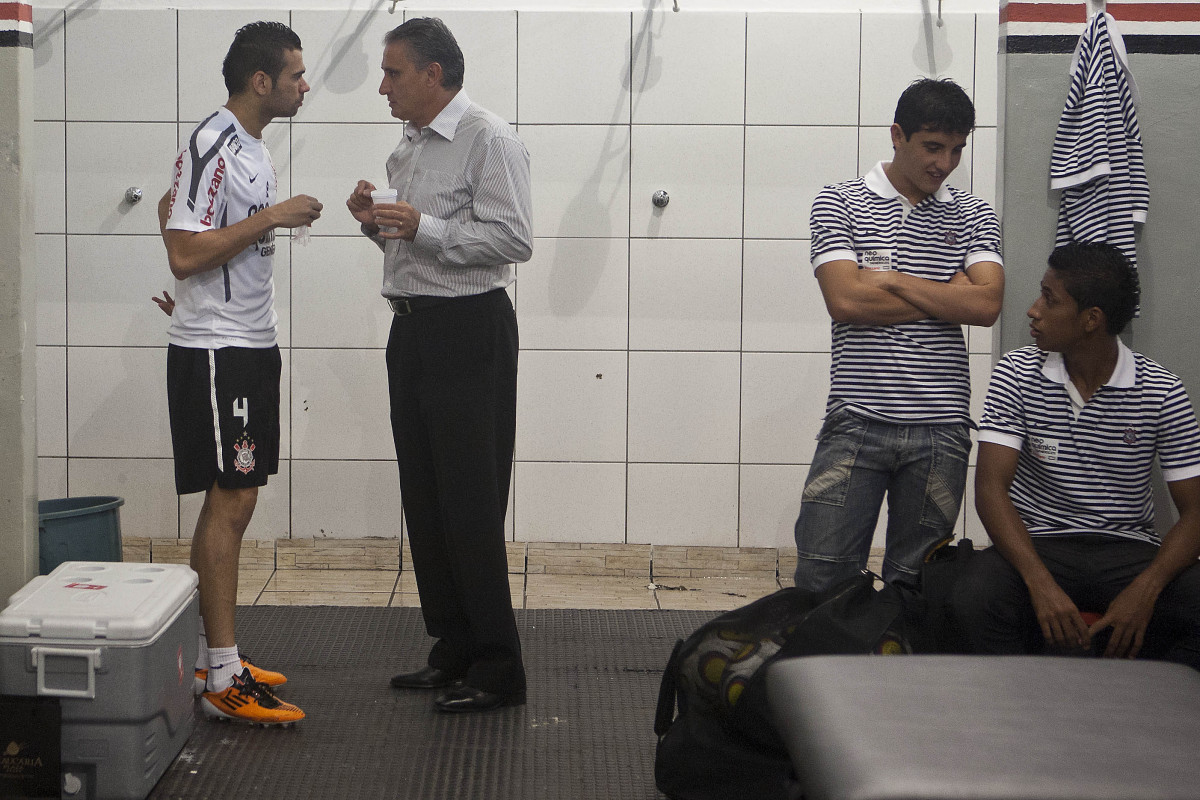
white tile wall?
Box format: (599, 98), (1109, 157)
(517, 12), (632, 125)
(627, 351), (740, 463)
(627, 463), (739, 546)
(746, 12), (860, 126)
(516, 350), (628, 462)
(629, 125), (743, 239)
(516, 238), (628, 351)
(287, 10), (391, 125)
(291, 459), (403, 539)
(630, 11), (745, 125)
(523, 125), (630, 239)
(36, 235), (66, 346)
(65, 11), (176, 122)
(67, 236), (173, 347)
(32, 9), (65, 122)
(628, 239), (741, 351)
(514, 461), (626, 543)
(31, 7), (1001, 551)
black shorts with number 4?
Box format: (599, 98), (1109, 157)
(167, 344), (281, 495)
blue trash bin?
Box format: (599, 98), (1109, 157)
(37, 496), (125, 575)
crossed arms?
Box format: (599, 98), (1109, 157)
(815, 258), (1004, 327)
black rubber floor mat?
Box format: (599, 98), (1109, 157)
(149, 606), (714, 800)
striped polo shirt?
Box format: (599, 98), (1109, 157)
(979, 343), (1200, 545)
(811, 162), (1003, 424)
(1051, 12), (1148, 270)
(374, 90), (533, 299)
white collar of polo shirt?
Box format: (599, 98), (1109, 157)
(405, 89), (471, 143)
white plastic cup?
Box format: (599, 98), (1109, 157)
(370, 189), (398, 233)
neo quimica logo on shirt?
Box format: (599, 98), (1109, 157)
(1028, 435), (1060, 463)
(859, 249), (894, 271)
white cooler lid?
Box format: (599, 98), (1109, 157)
(0, 562), (198, 642)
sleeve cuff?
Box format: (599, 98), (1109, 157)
(978, 429), (1024, 451)
(413, 214), (447, 253)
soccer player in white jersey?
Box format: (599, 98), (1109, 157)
(157, 21), (322, 725)
(793, 79), (1005, 593)
(954, 243), (1200, 668)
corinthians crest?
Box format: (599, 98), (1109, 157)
(233, 434), (256, 474)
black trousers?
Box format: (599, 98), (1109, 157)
(385, 288), (524, 694)
(952, 535), (1200, 670)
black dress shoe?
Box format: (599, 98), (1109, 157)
(389, 666), (459, 689)
(434, 684), (526, 713)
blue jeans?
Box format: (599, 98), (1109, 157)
(793, 408), (971, 592)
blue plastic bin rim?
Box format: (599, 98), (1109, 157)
(38, 496), (125, 520)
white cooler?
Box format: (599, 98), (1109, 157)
(0, 562), (199, 800)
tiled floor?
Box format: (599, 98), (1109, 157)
(237, 569), (792, 612)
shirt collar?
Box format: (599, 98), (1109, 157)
(405, 89), (471, 142)
(1041, 339), (1136, 389)
(864, 161), (954, 204)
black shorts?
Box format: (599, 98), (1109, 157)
(167, 344), (281, 495)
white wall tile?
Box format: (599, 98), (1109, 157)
(974, 11), (1000, 129)
(290, 122), (403, 237)
(628, 351), (740, 463)
(403, 9), (517, 123)
(517, 238), (628, 350)
(970, 125), (998, 211)
(66, 123), (178, 236)
(37, 235), (66, 346)
(522, 125), (630, 239)
(969, 351), (993, 436)
(742, 239), (830, 353)
(66, 10), (176, 122)
(37, 346), (67, 458)
(278, 349), (293, 461)
(745, 126), (858, 240)
(291, 236), (393, 348)
(630, 11), (744, 125)
(271, 236), (293, 350)
(271, 11), (382, 125)
(629, 125), (743, 239)
(35, 122), (65, 234)
(67, 458), (179, 541)
(513, 461), (626, 543)
(741, 352), (831, 465)
(962, 465), (989, 545)
(67, 347), (171, 458)
(290, 348), (391, 460)
(178, 10), (292, 123)
(859, 126), (894, 177)
(291, 459), (404, 539)
(180, 460), (292, 541)
(629, 239), (740, 351)
(859, 12), (980, 128)
(33, 9), (65, 121)
(516, 350), (627, 462)
(968, 325), (997, 355)
(67, 235), (172, 347)
(39, 458), (68, 501)
(746, 12), (859, 126)
(627, 463), (738, 547)
(739, 463), (803, 549)
(518, 12), (631, 125)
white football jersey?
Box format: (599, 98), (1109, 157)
(165, 107), (278, 348)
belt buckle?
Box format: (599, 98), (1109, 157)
(390, 298), (413, 315)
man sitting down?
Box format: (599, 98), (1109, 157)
(953, 242), (1200, 669)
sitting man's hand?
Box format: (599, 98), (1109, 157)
(1092, 579), (1159, 659)
(1029, 580), (1090, 652)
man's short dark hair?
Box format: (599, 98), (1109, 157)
(384, 17), (465, 90)
(893, 78), (975, 139)
(223, 21), (303, 96)
(1047, 242), (1140, 335)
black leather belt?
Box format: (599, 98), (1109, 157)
(388, 295), (455, 315)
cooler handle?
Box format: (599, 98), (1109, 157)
(31, 646), (101, 699)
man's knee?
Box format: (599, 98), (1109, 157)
(206, 484), (259, 531)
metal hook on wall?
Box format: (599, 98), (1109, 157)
(673, 0), (680, 11)
(937, 0), (944, 28)
(388, 0), (402, 14)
